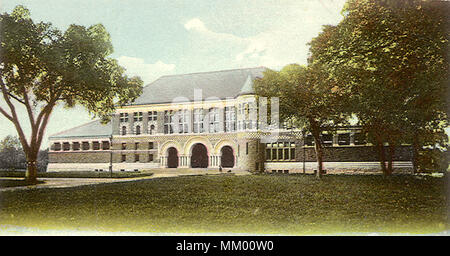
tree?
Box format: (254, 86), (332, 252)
(0, 6), (143, 182)
(254, 64), (349, 178)
(308, 0), (449, 175)
(0, 135), (26, 170)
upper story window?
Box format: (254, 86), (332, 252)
(72, 142), (80, 151)
(238, 104), (244, 115)
(121, 126), (127, 135)
(193, 108), (204, 133)
(63, 142), (70, 151)
(149, 124), (155, 134)
(225, 106), (236, 132)
(92, 141), (100, 150)
(102, 141), (110, 150)
(82, 142), (90, 150)
(53, 142), (61, 151)
(148, 111), (157, 121)
(177, 109), (189, 133)
(121, 143), (127, 150)
(134, 112), (143, 122)
(148, 142), (154, 149)
(135, 125), (141, 135)
(164, 110), (174, 134)
(208, 108), (219, 133)
(119, 113), (128, 123)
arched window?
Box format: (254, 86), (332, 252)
(136, 125), (141, 135)
(150, 124), (155, 134)
(122, 126), (127, 135)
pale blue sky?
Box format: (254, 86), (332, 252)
(7, 0), (443, 149)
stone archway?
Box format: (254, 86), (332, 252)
(190, 143), (208, 168)
(167, 147), (179, 168)
(220, 146), (235, 168)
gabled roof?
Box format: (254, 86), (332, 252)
(129, 67), (266, 105)
(49, 120), (111, 139)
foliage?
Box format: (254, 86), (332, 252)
(416, 148), (449, 173)
(254, 64), (350, 178)
(0, 135), (26, 170)
(0, 6), (143, 181)
(0, 175), (446, 234)
(308, 0), (449, 175)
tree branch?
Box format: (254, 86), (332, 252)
(0, 79), (30, 153)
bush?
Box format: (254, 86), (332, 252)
(417, 148), (449, 173)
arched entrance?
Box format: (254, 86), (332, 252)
(191, 143), (208, 168)
(220, 146), (235, 168)
(167, 147), (179, 168)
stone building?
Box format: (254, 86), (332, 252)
(47, 67), (413, 173)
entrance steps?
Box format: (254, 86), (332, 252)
(148, 168), (251, 177)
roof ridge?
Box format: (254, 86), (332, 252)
(48, 119), (103, 138)
(143, 66), (267, 88)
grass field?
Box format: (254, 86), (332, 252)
(0, 174), (447, 235)
(0, 170), (154, 179)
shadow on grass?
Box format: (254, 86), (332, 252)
(0, 178), (45, 188)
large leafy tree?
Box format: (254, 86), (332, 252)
(0, 6), (143, 182)
(254, 64), (349, 178)
(309, 0), (449, 175)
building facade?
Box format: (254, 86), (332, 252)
(47, 67), (413, 173)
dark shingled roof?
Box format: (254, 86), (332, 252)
(129, 66), (266, 105)
(49, 120), (111, 139)
(49, 67), (266, 139)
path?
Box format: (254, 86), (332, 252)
(0, 169), (251, 192)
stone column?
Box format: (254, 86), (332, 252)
(157, 111), (165, 134)
(350, 132), (355, 145)
(203, 108), (210, 133)
(129, 112), (134, 135)
(142, 111), (149, 134)
(218, 107), (225, 133)
(332, 133), (339, 146)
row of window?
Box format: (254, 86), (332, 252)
(304, 132), (367, 146)
(163, 107), (238, 134)
(121, 124), (155, 136)
(120, 142), (154, 150)
(266, 142), (296, 161)
(121, 154), (154, 163)
(53, 141), (155, 151)
(119, 111), (158, 123)
(52, 141), (110, 151)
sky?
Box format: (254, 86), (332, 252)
(0, 0), (348, 148)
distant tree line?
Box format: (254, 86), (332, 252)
(0, 135), (48, 172)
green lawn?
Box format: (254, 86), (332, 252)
(0, 170), (154, 179)
(0, 179), (45, 188)
(0, 174), (447, 235)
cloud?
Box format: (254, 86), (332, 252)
(183, 0), (346, 70)
(117, 56), (176, 84)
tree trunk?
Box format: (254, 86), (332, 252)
(25, 152), (38, 183)
(412, 137), (420, 174)
(376, 140), (388, 176)
(310, 120), (323, 179)
(387, 143), (395, 176)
